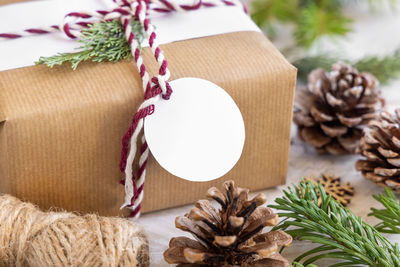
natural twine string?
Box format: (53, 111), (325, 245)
(0, 194), (149, 267)
(0, 0), (245, 218)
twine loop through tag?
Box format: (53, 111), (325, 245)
(0, 0), (245, 218)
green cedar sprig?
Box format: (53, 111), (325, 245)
(293, 49), (400, 85)
(37, 20), (145, 70)
(369, 188), (400, 234)
(270, 180), (400, 267)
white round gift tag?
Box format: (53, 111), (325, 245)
(144, 77), (245, 182)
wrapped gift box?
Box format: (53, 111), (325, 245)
(0, 1), (296, 216)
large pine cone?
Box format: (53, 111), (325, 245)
(294, 62), (384, 154)
(356, 109), (400, 192)
(163, 180), (292, 266)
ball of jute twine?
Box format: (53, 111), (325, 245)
(0, 194), (149, 267)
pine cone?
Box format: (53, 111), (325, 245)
(356, 109), (400, 192)
(163, 180), (292, 266)
(294, 62), (384, 154)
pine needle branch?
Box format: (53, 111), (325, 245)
(293, 4), (352, 48)
(270, 180), (400, 267)
(37, 20), (145, 70)
(292, 54), (338, 83)
(251, 0), (395, 48)
(369, 187), (400, 234)
(354, 49), (400, 85)
(293, 49), (400, 85)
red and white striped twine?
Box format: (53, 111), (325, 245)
(0, 0), (245, 218)
(0, 0), (246, 40)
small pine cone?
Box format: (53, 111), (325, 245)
(294, 62), (384, 155)
(356, 109), (400, 192)
(163, 180), (292, 267)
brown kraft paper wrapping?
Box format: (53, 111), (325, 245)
(0, 31), (297, 216)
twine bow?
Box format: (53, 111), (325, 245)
(0, 0), (245, 218)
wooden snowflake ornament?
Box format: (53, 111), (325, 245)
(305, 174), (354, 206)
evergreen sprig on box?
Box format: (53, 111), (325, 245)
(37, 20), (145, 70)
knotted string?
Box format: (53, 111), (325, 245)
(0, 0), (245, 218)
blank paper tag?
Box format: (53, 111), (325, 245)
(144, 77), (245, 182)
